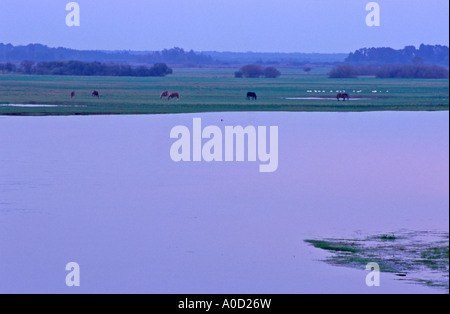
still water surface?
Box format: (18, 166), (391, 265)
(0, 111), (448, 293)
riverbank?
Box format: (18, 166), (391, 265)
(1, 70), (448, 116)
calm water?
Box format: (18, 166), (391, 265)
(0, 111), (448, 293)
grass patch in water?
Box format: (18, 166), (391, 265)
(421, 247), (449, 260)
(305, 231), (449, 291)
(304, 240), (361, 253)
(379, 234), (397, 241)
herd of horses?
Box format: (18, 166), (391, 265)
(160, 91), (180, 100)
(70, 90), (180, 100)
(69, 90), (350, 101)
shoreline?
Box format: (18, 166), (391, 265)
(1, 106), (449, 117)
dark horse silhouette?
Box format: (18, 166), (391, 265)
(337, 93), (349, 101)
(160, 91), (170, 99)
(247, 92), (257, 100)
(168, 92), (180, 100)
(92, 90), (100, 98)
(71, 91), (75, 99)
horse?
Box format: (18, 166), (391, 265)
(71, 91), (75, 99)
(92, 90), (100, 98)
(337, 93), (349, 101)
(247, 92), (257, 100)
(160, 91), (170, 99)
(168, 92), (180, 100)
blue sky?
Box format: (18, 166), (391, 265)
(0, 0), (448, 53)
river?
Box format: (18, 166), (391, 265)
(0, 111), (448, 293)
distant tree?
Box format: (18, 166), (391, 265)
(149, 63), (173, 76)
(234, 71), (243, 78)
(264, 67), (281, 78)
(119, 64), (132, 76)
(328, 65), (358, 78)
(289, 61), (306, 67)
(161, 47), (187, 63)
(20, 60), (35, 74)
(4, 62), (17, 73)
(412, 57), (425, 65)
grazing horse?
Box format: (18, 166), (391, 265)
(337, 93), (349, 101)
(71, 91), (75, 99)
(247, 92), (257, 100)
(92, 90), (100, 98)
(160, 91), (170, 99)
(168, 92), (180, 100)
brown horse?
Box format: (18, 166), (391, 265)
(92, 90), (100, 98)
(168, 92), (180, 100)
(337, 93), (349, 101)
(160, 91), (170, 99)
(71, 91), (75, 99)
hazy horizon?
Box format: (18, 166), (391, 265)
(0, 0), (448, 54)
(0, 42), (352, 54)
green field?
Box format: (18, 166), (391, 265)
(0, 68), (448, 115)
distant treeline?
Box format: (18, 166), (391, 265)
(137, 47), (213, 65)
(1, 43), (448, 69)
(0, 43), (136, 63)
(0, 43), (346, 65)
(0, 44), (213, 65)
(329, 64), (449, 79)
(0, 61), (173, 77)
(346, 44), (449, 66)
(205, 51), (347, 65)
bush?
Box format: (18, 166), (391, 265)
(329, 63), (449, 79)
(151, 63), (173, 76)
(9, 61), (173, 77)
(328, 65), (359, 78)
(376, 64), (449, 78)
(236, 64), (281, 78)
(240, 64), (264, 78)
(20, 60), (35, 74)
(0, 62), (17, 73)
(264, 67), (281, 78)
(356, 65), (379, 76)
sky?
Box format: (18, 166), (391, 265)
(0, 0), (448, 53)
